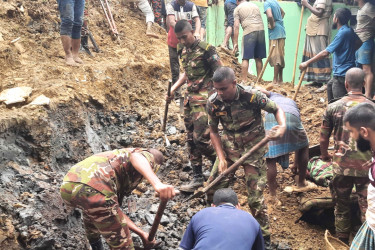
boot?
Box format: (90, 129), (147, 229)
(90, 239), (104, 250)
(180, 165), (204, 193)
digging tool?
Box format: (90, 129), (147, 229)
(184, 136), (271, 202)
(291, 5), (305, 85)
(255, 44), (276, 84)
(137, 190), (180, 250)
(99, 0), (119, 37)
(161, 81), (172, 147)
(293, 69), (306, 101)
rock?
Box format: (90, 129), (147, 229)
(29, 95), (50, 106)
(136, 182), (148, 193)
(149, 204), (158, 214)
(160, 215), (169, 226)
(179, 172), (189, 181)
(0, 87), (32, 105)
(18, 208), (34, 226)
(167, 126), (177, 135)
(145, 213), (154, 225)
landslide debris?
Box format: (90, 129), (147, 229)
(0, 0), (330, 249)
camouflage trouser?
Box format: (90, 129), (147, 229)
(330, 174), (369, 239)
(207, 141), (269, 237)
(151, 0), (162, 25)
(60, 182), (134, 250)
(184, 103), (216, 167)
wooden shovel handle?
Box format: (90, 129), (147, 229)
(162, 81), (172, 132)
(203, 136), (271, 192)
(293, 69), (306, 101)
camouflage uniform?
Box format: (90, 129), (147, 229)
(322, 94), (374, 239)
(60, 148), (157, 249)
(206, 85), (279, 237)
(178, 39), (221, 172)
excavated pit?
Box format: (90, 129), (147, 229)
(0, 0), (342, 249)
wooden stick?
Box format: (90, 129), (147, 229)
(293, 69), (306, 101)
(256, 44), (276, 84)
(184, 136), (271, 202)
(291, 5), (305, 85)
(162, 81), (172, 132)
(147, 200), (168, 243)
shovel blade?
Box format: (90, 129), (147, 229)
(184, 190), (205, 202)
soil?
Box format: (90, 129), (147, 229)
(0, 0), (335, 249)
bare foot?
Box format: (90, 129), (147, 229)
(146, 32), (159, 38)
(65, 57), (79, 67)
(284, 181), (318, 193)
(73, 56), (83, 64)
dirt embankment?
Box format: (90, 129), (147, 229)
(0, 0), (332, 249)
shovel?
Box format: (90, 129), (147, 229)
(161, 81), (172, 147)
(184, 136), (271, 202)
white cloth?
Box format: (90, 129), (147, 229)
(366, 167), (375, 232)
(138, 0), (154, 23)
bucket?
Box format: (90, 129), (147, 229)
(324, 230), (349, 250)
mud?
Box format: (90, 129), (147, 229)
(0, 0), (334, 249)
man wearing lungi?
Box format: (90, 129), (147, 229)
(257, 89), (314, 201)
(263, 0), (286, 85)
(344, 103), (375, 249)
(206, 66), (286, 244)
(299, 8), (359, 102)
(322, 68), (373, 245)
(300, 0), (332, 93)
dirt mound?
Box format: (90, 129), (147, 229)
(0, 0), (332, 248)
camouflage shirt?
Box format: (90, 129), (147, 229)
(63, 148), (156, 204)
(178, 39), (221, 106)
(322, 94), (374, 177)
(207, 85), (278, 149)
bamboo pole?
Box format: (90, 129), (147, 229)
(293, 69), (306, 101)
(291, 5), (305, 85)
(256, 44), (276, 84)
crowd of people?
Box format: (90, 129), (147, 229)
(55, 0), (375, 249)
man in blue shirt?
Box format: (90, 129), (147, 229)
(179, 188), (265, 250)
(299, 8), (360, 102)
(264, 0), (286, 84)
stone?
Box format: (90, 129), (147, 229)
(149, 204), (158, 214)
(167, 126), (177, 135)
(160, 215), (169, 226)
(0, 87), (32, 105)
(18, 207), (34, 226)
(179, 172), (189, 181)
(145, 213), (154, 225)
(29, 95), (50, 106)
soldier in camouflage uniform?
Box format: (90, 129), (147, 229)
(60, 148), (176, 250)
(166, 20), (222, 192)
(206, 66), (286, 241)
(320, 68), (374, 244)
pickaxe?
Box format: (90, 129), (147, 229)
(184, 136), (271, 202)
